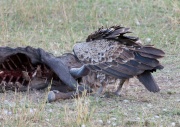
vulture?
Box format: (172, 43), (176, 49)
(0, 25), (165, 102)
(69, 25), (165, 97)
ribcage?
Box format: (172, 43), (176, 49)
(0, 53), (56, 92)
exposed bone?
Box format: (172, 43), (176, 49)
(6, 61), (14, 70)
(2, 76), (7, 82)
(21, 79), (26, 85)
(2, 63), (7, 69)
(36, 65), (42, 77)
(43, 64), (49, 72)
(15, 76), (20, 82)
(15, 82), (22, 88)
(22, 71), (31, 81)
(32, 65), (42, 78)
(9, 82), (13, 86)
(9, 57), (18, 69)
(32, 71), (37, 78)
(0, 71), (4, 74)
(8, 76), (14, 83)
(15, 54), (22, 64)
(22, 65), (27, 70)
(27, 57), (34, 70)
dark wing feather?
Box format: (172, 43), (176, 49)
(134, 53), (160, 68)
(86, 25), (140, 46)
(134, 46), (165, 58)
(125, 60), (154, 70)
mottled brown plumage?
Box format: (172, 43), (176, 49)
(73, 25), (165, 94)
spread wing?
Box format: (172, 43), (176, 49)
(73, 26), (165, 92)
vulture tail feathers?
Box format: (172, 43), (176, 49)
(137, 71), (160, 92)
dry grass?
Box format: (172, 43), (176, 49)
(0, 0), (180, 126)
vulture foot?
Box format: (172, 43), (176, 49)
(114, 79), (126, 96)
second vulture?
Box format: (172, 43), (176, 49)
(70, 25), (165, 96)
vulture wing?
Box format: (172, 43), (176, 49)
(73, 26), (165, 92)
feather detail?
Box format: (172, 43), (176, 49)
(86, 25), (140, 46)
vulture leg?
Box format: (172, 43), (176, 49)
(95, 83), (106, 100)
(70, 65), (90, 79)
(96, 85), (104, 95)
(114, 79), (126, 96)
